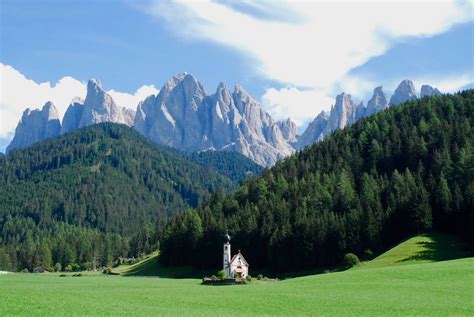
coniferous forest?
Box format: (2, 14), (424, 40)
(0, 123), (237, 271)
(159, 91), (474, 273)
(189, 151), (264, 184)
(0, 91), (472, 274)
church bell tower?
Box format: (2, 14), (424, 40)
(223, 232), (231, 277)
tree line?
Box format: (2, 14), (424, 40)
(159, 91), (474, 273)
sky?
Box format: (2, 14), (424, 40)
(1, 0), (473, 152)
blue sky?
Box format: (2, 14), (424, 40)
(1, 0), (473, 152)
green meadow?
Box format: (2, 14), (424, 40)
(1, 234), (473, 316)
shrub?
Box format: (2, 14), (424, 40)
(102, 267), (112, 275)
(257, 274), (263, 280)
(246, 275), (252, 282)
(83, 262), (94, 271)
(71, 263), (82, 272)
(21, 268), (29, 273)
(65, 264), (73, 272)
(54, 263), (62, 272)
(344, 253), (360, 267)
(217, 270), (227, 280)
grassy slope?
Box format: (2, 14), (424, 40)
(114, 233), (472, 278)
(357, 233), (472, 270)
(111, 253), (209, 278)
(1, 258), (473, 316)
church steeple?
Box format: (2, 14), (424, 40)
(223, 231), (231, 277)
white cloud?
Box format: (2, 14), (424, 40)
(0, 64), (86, 139)
(414, 73), (473, 93)
(0, 63), (158, 139)
(108, 85), (159, 109)
(262, 87), (333, 127)
(144, 0), (472, 125)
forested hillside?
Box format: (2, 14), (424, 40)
(189, 151), (264, 184)
(160, 91), (474, 273)
(0, 123), (235, 271)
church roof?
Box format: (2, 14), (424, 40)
(229, 251), (249, 267)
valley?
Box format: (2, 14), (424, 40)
(1, 234), (472, 316)
(1, 2), (473, 315)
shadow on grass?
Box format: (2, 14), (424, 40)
(397, 233), (472, 263)
(120, 255), (212, 279)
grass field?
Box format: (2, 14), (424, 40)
(356, 233), (472, 270)
(111, 252), (209, 278)
(1, 234), (473, 316)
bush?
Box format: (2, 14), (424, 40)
(216, 270), (227, 280)
(102, 267), (112, 275)
(257, 274), (263, 280)
(344, 253), (360, 267)
(83, 262), (94, 271)
(54, 263), (62, 272)
(71, 263), (82, 272)
(65, 264), (73, 272)
(246, 275), (252, 282)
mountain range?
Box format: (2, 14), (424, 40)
(6, 74), (443, 165)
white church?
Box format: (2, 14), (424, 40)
(223, 232), (249, 278)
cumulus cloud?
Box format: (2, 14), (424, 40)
(262, 87), (333, 127)
(143, 0), (472, 125)
(108, 85), (159, 109)
(0, 63), (158, 139)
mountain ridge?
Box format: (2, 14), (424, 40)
(7, 76), (444, 165)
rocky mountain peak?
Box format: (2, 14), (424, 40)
(6, 102), (61, 153)
(84, 78), (110, 106)
(234, 84), (245, 93)
(79, 78), (125, 128)
(61, 99), (85, 134)
(295, 111), (329, 149)
(390, 80), (417, 106)
(332, 93), (356, 129)
(164, 72), (187, 88)
(366, 86), (388, 116)
(87, 78), (102, 91)
(420, 85), (442, 98)
(277, 118), (297, 143)
(217, 82), (226, 91)
(42, 101), (60, 120)
(134, 74), (294, 166)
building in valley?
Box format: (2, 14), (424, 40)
(223, 232), (249, 278)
